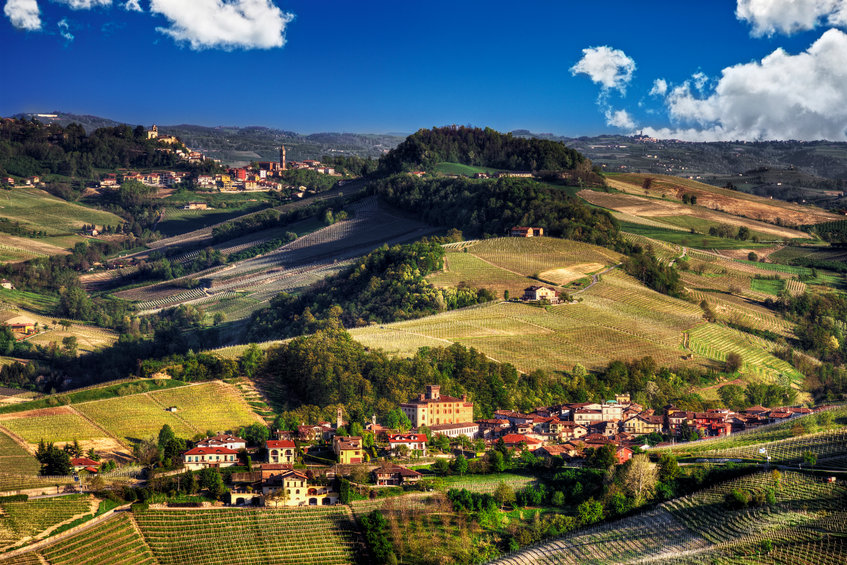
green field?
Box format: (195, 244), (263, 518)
(433, 162), (501, 176)
(653, 214), (775, 241)
(156, 204), (269, 237)
(40, 513), (156, 565)
(0, 494), (94, 549)
(618, 221), (771, 249)
(0, 288), (59, 315)
(0, 408), (105, 444)
(0, 189), (122, 242)
(751, 277), (785, 295)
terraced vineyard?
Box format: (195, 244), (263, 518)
(0, 429), (38, 477)
(0, 494), (95, 550)
(492, 471), (847, 564)
(39, 513), (156, 565)
(0, 408), (105, 444)
(75, 394), (196, 444)
(134, 506), (362, 564)
(670, 428), (847, 465)
(442, 473), (537, 494)
(148, 381), (262, 432)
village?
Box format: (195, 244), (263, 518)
(53, 383), (821, 510)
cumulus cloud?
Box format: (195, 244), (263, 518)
(4, 0), (41, 30)
(53, 0), (112, 8)
(643, 29), (847, 141)
(736, 0), (847, 36)
(649, 78), (668, 97)
(605, 108), (635, 129)
(122, 0), (141, 11)
(570, 45), (636, 93)
(150, 0), (294, 50)
(57, 16), (73, 40)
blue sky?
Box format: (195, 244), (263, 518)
(2, 1), (847, 139)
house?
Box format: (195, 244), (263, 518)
(71, 457), (100, 473)
(388, 433), (428, 457)
(0, 312), (37, 334)
(0, 279), (14, 290)
(183, 202), (209, 210)
(500, 433), (543, 451)
(572, 408), (604, 427)
(262, 470), (339, 507)
(409, 171), (426, 177)
(496, 171), (533, 178)
(372, 465), (423, 486)
(510, 226), (544, 237)
(428, 422), (479, 439)
(297, 425), (323, 442)
(333, 436), (364, 464)
(196, 175), (216, 189)
(183, 446), (239, 471)
(400, 385), (474, 427)
(615, 446), (634, 465)
(622, 414), (665, 435)
(266, 439), (296, 465)
(476, 418), (511, 439)
(535, 445), (578, 461)
(197, 434), (246, 451)
(522, 286), (560, 304)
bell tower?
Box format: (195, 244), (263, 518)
(279, 145), (286, 171)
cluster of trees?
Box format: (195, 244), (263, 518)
(708, 224), (752, 240)
(717, 382), (797, 411)
(321, 155), (378, 177)
(248, 240), (495, 340)
(370, 174), (621, 244)
(0, 217), (46, 238)
(623, 250), (684, 298)
(0, 119), (195, 179)
(378, 126), (592, 174)
(210, 198), (343, 243)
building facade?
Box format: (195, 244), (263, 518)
(400, 385), (474, 427)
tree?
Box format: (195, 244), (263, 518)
(242, 423), (270, 447)
(622, 454), (658, 505)
(452, 453), (469, 476)
(551, 490), (565, 507)
(360, 510), (394, 564)
(718, 383), (746, 411)
(803, 451), (817, 466)
(725, 352), (743, 373)
(238, 343), (264, 378)
(658, 453), (680, 483)
(488, 450), (506, 473)
(586, 444), (617, 469)
(198, 468), (226, 499)
(577, 498), (604, 525)
(350, 421), (365, 437)
(493, 481), (516, 509)
(748, 251), (759, 262)
(61, 336), (78, 357)
(35, 441), (71, 476)
(158, 424), (176, 451)
(432, 457), (450, 475)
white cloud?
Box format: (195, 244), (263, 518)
(643, 29), (847, 141)
(122, 0), (141, 11)
(52, 0), (112, 8)
(649, 78), (667, 96)
(570, 45), (636, 93)
(736, 0), (847, 36)
(605, 108), (635, 129)
(57, 16), (73, 40)
(150, 0), (294, 50)
(691, 71), (709, 91)
(4, 0), (41, 30)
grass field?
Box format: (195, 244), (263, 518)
(619, 221), (771, 249)
(433, 162), (501, 176)
(156, 203), (269, 237)
(40, 512), (156, 565)
(441, 473), (537, 493)
(751, 277), (785, 295)
(0, 494), (95, 549)
(0, 189), (122, 248)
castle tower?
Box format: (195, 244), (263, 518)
(336, 406), (343, 430)
(279, 145), (286, 171)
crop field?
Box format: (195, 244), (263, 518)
(621, 221), (771, 249)
(0, 288), (58, 315)
(441, 473), (537, 494)
(0, 407), (105, 444)
(493, 471), (847, 565)
(148, 381), (262, 433)
(0, 189), (122, 248)
(672, 428), (847, 465)
(685, 289), (793, 337)
(0, 307), (118, 354)
(0, 473), (77, 493)
(466, 237), (622, 278)
(605, 173), (842, 226)
(134, 506), (361, 564)
(579, 188), (807, 240)
(751, 277), (785, 295)
(427, 252), (537, 297)
(0, 494), (95, 549)
(74, 394), (196, 444)
(156, 202), (269, 237)
(39, 513), (157, 565)
(686, 323), (803, 387)
(0, 429), (39, 476)
(353, 270), (706, 374)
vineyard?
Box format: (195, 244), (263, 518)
(0, 407), (106, 444)
(39, 512), (157, 565)
(0, 429), (38, 477)
(74, 394), (195, 444)
(0, 494), (95, 550)
(147, 381), (263, 432)
(441, 473), (537, 494)
(492, 471), (847, 564)
(133, 506), (362, 564)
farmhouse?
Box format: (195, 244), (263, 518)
(400, 385), (474, 427)
(70, 457), (100, 473)
(388, 433), (428, 456)
(500, 433), (542, 451)
(262, 469), (339, 507)
(0, 312), (36, 334)
(183, 446), (239, 471)
(333, 436), (364, 464)
(522, 286), (560, 303)
(372, 465), (423, 486)
(183, 202), (209, 210)
(197, 434), (246, 451)
(0, 279), (14, 290)
(267, 439), (296, 465)
(510, 226), (544, 237)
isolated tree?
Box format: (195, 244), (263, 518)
(242, 423), (270, 446)
(494, 481), (516, 509)
(658, 453), (680, 483)
(725, 352), (743, 373)
(238, 343), (263, 378)
(577, 498), (604, 525)
(452, 453), (469, 476)
(622, 454), (658, 504)
(748, 251), (759, 262)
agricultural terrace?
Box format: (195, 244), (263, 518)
(352, 269), (706, 374)
(0, 494), (96, 550)
(0, 429), (38, 476)
(38, 513), (157, 565)
(605, 173), (842, 226)
(133, 506), (361, 564)
(441, 473), (537, 494)
(494, 471), (847, 565)
(0, 188), (123, 250)
(579, 188), (809, 241)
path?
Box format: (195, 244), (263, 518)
(573, 264), (620, 294)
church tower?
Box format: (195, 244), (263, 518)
(279, 145), (286, 171)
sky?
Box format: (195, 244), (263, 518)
(2, 0), (847, 140)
